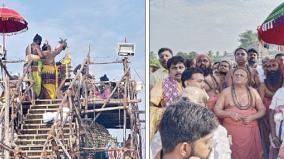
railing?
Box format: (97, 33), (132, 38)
(41, 55), (142, 159)
(41, 57), (90, 159)
(0, 53), (142, 159)
(0, 58), (34, 158)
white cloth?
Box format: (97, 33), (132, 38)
(151, 131), (162, 158)
(43, 112), (57, 123)
(42, 107), (71, 123)
(256, 65), (265, 83)
(209, 125), (231, 159)
(269, 87), (284, 141)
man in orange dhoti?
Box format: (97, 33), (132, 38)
(214, 68), (266, 159)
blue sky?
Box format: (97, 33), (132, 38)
(4, 0), (145, 82)
(150, 0), (283, 54)
(2, 0), (145, 152)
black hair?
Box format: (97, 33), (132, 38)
(33, 34), (42, 44)
(166, 56), (185, 69)
(159, 99), (219, 153)
(275, 53), (284, 59)
(158, 48), (173, 56)
(234, 47), (247, 56)
(73, 64), (87, 75)
(213, 62), (220, 66)
(220, 60), (231, 68)
(100, 74), (109, 81)
(181, 68), (204, 87)
(42, 43), (51, 51)
(247, 48), (258, 55)
(185, 58), (195, 69)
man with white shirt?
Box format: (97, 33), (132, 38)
(269, 86), (284, 159)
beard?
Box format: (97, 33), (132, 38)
(187, 143), (211, 159)
(199, 67), (212, 76)
(248, 60), (256, 65)
(218, 70), (227, 76)
(266, 70), (282, 86)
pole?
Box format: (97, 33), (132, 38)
(3, 33), (5, 60)
(122, 57), (130, 145)
(4, 71), (9, 159)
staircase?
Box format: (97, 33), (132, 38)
(14, 100), (74, 159)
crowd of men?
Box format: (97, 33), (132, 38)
(150, 47), (284, 159)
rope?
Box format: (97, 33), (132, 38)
(130, 63), (145, 85)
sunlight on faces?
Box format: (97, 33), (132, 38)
(248, 52), (258, 62)
(276, 56), (284, 65)
(218, 62), (230, 73)
(233, 69), (248, 85)
(235, 49), (248, 64)
(196, 57), (210, 69)
(159, 50), (173, 68)
(184, 73), (205, 89)
(169, 63), (185, 81)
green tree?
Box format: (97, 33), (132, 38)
(216, 51), (220, 57)
(188, 51), (197, 59)
(150, 51), (160, 68)
(239, 30), (258, 49)
(208, 50), (214, 58)
(176, 52), (190, 59)
(176, 51), (197, 59)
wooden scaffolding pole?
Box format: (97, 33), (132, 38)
(122, 57), (130, 145)
(4, 72), (10, 159)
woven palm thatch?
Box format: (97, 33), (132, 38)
(80, 120), (117, 148)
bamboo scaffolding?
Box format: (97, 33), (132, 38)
(94, 67), (130, 121)
(81, 105), (128, 113)
(4, 73), (9, 159)
(0, 142), (29, 159)
(0, 46), (142, 158)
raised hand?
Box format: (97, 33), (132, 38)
(58, 38), (67, 50)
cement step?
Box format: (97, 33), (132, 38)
(29, 104), (60, 109)
(18, 134), (71, 140)
(26, 114), (43, 120)
(21, 149), (64, 158)
(19, 142), (70, 151)
(34, 99), (62, 104)
(23, 123), (74, 129)
(16, 138), (70, 145)
(28, 109), (58, 115)
(21, 128), (71, 135)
